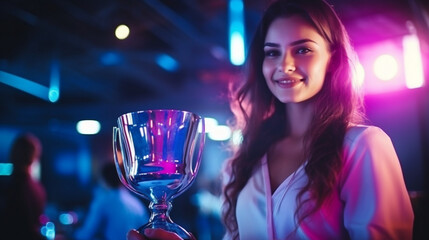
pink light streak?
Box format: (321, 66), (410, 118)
(402, 34), (424, 89)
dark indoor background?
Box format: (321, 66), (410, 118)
(1, 0), (428, 239)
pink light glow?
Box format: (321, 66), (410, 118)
(373, 54), (398, 81)
(402, 34), (424, 89)
(352, 61), (365, 89)
(356, 39), (405, 95)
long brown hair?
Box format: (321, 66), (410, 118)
(222, 0), (365, 238)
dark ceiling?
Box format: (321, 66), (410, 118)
(0, 0), (427, 135)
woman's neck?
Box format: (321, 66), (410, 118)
(285, 101), (314, 139)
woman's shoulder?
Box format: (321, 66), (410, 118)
(344, 124), (390, 147)
(342, 124), (397, 165)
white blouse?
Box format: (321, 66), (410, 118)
(224, 125), (414, 240)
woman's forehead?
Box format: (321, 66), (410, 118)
(265, 16), (327, 46)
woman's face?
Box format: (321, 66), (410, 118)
(262, 15), (331, 103)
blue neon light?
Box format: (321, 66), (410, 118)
(0, 66), (61, 102)
(0, 70), (50, 101)
(229, 0), (246, 66)
(0, 163), (13, 176)
(100, 51), (122, 66)
(156, 54), (179, 72)
(49, 60), (60, 102)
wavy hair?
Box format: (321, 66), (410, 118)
(222, 0), (365, 238)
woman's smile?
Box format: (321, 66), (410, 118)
(273, 76), (305, 89)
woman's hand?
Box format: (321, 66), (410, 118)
(127, 229), (194, 240)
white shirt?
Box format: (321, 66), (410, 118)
(225, 125), (414, 239)
(75, 187), (149, 240)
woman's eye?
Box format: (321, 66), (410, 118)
(264, 50), (280, 57)
(296, 48), (311, 54)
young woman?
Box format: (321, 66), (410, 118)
(222, 0), (414, 239)
(127, 0), (414, 239)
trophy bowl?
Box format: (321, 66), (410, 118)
(113, 109), (205, 239)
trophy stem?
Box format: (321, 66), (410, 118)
(148, 200), (174, 225)
(138, 200), (193, 239)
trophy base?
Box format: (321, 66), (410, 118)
(136, 221), (194, 240)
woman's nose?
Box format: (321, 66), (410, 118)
(278, 54), (296, 73)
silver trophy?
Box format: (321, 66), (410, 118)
(113, 109), (205, 239)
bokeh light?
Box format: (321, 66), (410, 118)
(115, 24), (130, 40)
(76, 120), (101, 135)
(403, 34), (424, 89)
(208, 125), (232, 141)
(373, 54), (398, 81)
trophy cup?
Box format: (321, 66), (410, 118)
(113, 109), (205, 239)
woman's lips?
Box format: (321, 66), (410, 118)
(274, 78), (304, 88)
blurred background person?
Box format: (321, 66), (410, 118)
(0, 133), (47, 240)
(74, 161), (149, 240)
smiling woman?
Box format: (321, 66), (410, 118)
(122, 1), (416, 240)
(221, 0), (414, 239)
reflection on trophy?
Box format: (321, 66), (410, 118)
(113, 109), (205, 239)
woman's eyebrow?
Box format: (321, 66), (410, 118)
(264, 38), (317, 48)
(289, 39), (317, 46)
(264, 42), (280, 48)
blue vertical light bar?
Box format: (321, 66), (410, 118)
(229, 0), (246, 66)
(49, 60), (60, 102)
